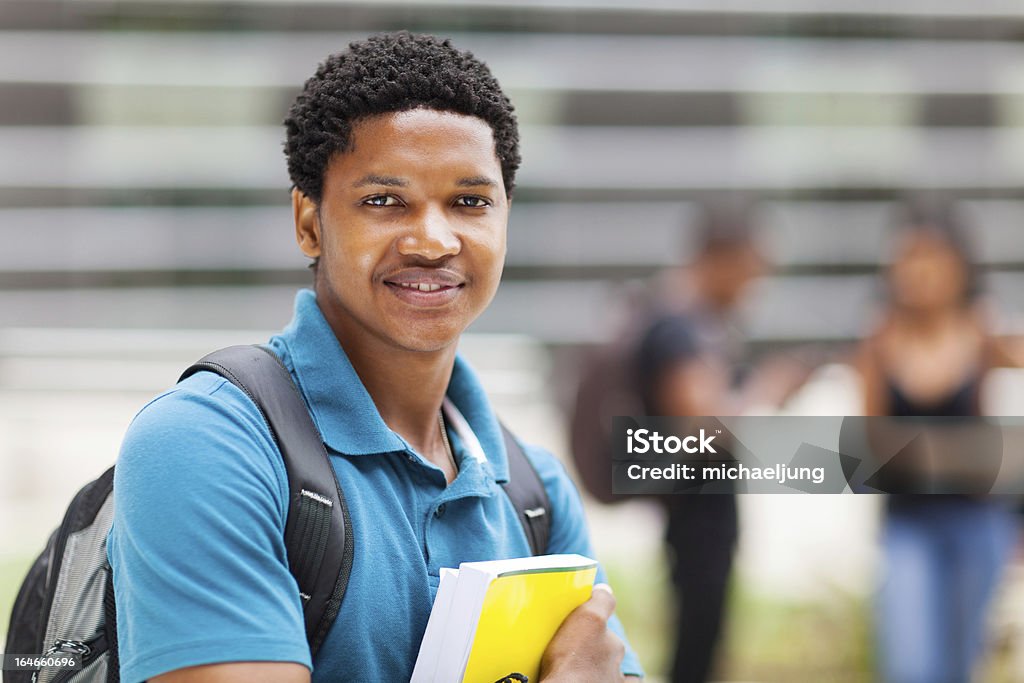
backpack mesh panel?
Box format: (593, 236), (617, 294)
(36, 495), (114, 683)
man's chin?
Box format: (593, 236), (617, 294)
(386, 327), (465, 355)
(380, 307), (481, 355)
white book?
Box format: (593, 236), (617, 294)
(409, 567), (460, 682)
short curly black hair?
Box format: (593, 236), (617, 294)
(284, 31), (521, 204)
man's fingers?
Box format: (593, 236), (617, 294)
(586, 583), (617, 621)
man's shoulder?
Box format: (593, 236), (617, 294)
(516, 440), (564, 479)
(515, 440), (581, 507)
(126, 370), (269, 442)
(635, 311), (702, 369)
(117, 370), (285, 497)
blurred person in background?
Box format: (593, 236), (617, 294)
(633, 200), (809, 683)
(854, 200), (1023, 683)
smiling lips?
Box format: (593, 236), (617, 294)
(383, 268), (465, 306)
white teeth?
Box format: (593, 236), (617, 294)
(397, 282), (443, 292)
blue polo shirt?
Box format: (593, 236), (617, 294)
(108, 289), (643, 682)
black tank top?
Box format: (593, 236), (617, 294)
(887, 374), (981, 418)
(885, 372), (984, 508)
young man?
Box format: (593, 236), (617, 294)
(635, 204), (806, 683)
(108, 32), (643, 682)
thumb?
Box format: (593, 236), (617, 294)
(587, 583), (617, 621)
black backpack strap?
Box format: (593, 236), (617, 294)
(179, 345), (351, 656)
(500, 426), (552, 556)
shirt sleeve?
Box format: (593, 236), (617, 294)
(522, 444), (646, 679)
(107, 371), (311, 683)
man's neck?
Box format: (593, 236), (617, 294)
(332, 322), (457, 463)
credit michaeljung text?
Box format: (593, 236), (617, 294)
(611, 416), (1024, 495)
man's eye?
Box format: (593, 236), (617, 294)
(364, 195), (399, 207)
(457, 196), (489, 208)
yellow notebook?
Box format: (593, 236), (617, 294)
(411, 554), (598, 683)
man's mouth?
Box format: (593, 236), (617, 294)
(392, 282), (448, 293)
(382, 268), (465, 306)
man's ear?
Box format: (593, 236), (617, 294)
(292, 188), (322, 259)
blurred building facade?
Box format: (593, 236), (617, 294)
(3, 0), (1024, 347)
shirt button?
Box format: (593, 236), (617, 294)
(435, 503), (447, 518)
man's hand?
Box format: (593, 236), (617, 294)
(539, 584), (627, 682)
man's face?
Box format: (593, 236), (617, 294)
(702, 241), (765, 310)
(294, 109), (509, 354)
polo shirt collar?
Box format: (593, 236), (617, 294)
(445, 356), (510, 483)
(271, 290), (510, 483)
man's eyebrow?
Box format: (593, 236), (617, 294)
(456, 176), (498, 188)
(353, 174), (408, 188)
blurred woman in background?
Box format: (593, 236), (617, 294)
(855, 200), (1022, 683)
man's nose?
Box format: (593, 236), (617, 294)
(397, 206), (461, 260)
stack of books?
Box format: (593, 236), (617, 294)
(411, 554), (598, 683)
